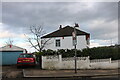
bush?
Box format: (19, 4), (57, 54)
(34, 46), (119, 60)
(81, 47), (119, 60)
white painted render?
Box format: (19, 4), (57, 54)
(42, 55), (119, 69)
(42, 35), (88, 50)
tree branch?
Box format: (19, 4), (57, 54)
(25, 25), (50, 52)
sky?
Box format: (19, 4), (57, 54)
(0, 1), (119, 52)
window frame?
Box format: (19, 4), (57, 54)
(55, 39), (61, 47)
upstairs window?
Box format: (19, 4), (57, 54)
(56, 39), (60, 47)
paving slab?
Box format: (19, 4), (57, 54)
(2, 65), (23, 78)
(23, 69), (120, 78)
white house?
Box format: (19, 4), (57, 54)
(41, 25), (90, 50)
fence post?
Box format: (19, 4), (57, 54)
(109, 58), (111, 63)
(88, 56), (90, 59)
(87, 56), (90, 63)
(58, 55), (62, 69)
(59, 55), (62, 63)
(41, 56), (44, 69)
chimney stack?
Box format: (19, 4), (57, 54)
(9, 44), (12, 48)
(59, 25), (62, 29)
(75, 23), (79, 27)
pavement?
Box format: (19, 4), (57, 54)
(1, 65), (120, 79)
(2, 65), (23, 78)
(23, 69), (120, 78)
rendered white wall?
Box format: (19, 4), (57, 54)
(42, 35), (88, 50)
(42, 55), (119, 70)
(42, 55), (90, 69)
(90, 62), (119, 69)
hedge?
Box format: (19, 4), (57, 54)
(34, 46), (120, 60)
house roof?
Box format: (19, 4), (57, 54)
(0, 45), (25, 51)
(41, 26), (90, 38)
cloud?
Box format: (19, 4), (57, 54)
(90, 40), (110, 48)
(90, 42), (102, 48)
(16, 41), (36, 52)
(0, 30), (26, 39)
(0, 23), (28, 39)
(88, 19), (118, 40)
(1, 2), (118, 50)
(2, 2), (118, 34)
(0, 2), (1, 23)
(15, 37), (42, 52)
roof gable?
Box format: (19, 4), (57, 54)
(0, 45), (25, 51)
(41, 26), (90, 38)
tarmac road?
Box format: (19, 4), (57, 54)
(1, 65), (120, 80)
(1, 76), (120, 80)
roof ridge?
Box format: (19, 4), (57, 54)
(0, 45), (25, 50)
(41, 25), (90, 38)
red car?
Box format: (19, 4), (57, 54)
(17, 53), (36, 68)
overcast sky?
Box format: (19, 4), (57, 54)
(0, 2), (118, 52)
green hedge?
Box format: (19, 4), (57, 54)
(34, 46), (120, 60)
(81, 47), (119, 60)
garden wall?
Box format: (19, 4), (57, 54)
(42, 55), (119, 69)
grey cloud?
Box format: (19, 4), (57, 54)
(0, 2), (2, 23)
(88, 20), (118, 40)
(2, 2), (118, 41)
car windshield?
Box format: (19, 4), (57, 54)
(19, 54), (33, 58)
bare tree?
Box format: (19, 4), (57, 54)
(26, 25), (50, 52)
(5, 38), (14, 45)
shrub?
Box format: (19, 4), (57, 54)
(34, 46), (119, 60)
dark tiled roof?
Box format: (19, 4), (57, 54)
(41, 26), (90, 38)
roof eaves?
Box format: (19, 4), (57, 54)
(41, 26), (90, 38)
